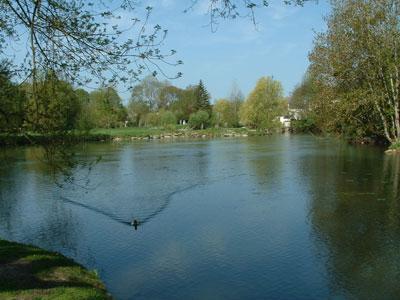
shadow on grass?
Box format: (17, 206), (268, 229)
(0, 240), (109, 298)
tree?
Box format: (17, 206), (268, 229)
(75, 89), (94, 132)
(24, 72), (81, 132)
(189, 110), (210, 129)
(240, 76), (285, 130)
(144, 112), (161, 127)
(0, 1), (312, 87)
(290, 71), (316, 110)
(159, 85), (183, 109)
(127, 99), (150, 127)
(0, 1), (310, 133)
(213, 99), (237, 127)
(140, 110), (177, 127)
(186, 1), (310, 31)
(309, 0), (400, 144)
(159, 110), (177, 127)
(194, 80), (211, 114)
(130, 76), (170, 111)
(128, 76), (178, 126)
(0, 61), (26, 133)
(227, 81), (244, 126)
(170, 85), (197, 121)
(0, 1), (181, 133)
(89, 87), (127, 128)
(0, 2), (181, 83)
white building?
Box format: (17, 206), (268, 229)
(278, 106), (305, 129)
(288, 108), (303, 120)
(279, 116), (291, 128)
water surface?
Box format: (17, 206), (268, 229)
(1, 135), (399, 299)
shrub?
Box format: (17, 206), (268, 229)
(160, 110), (177, 126)
(76, 104), (95, 132)
(189, 110), (209, 129)
(291, 118), (318, 133)
(144, 112), (161, 127)
(389, 140), (400, 150)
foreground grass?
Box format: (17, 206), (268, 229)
(0, 239), (111, 300)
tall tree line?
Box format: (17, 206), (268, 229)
(291, 0), (400, 146)
(0, 64), (127, 133)
(0, 0), (308, 135)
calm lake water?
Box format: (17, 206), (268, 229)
(1, 135), (399, 299)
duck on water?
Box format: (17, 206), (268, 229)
(131, 219), (140, 230)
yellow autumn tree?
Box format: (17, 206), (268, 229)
(240, 76), (286, 130)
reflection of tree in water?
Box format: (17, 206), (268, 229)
(0, 148), (24, 233)
(303, 145), (400, 298)
(382, 154), (400, 203)
(0, 145), (101, 268)
(23, 143), (102, 188)
(2, 140), (244, 236)
(2, 142), (212, 233)
(22, 200), (81, 257)
(0, 143), (103, 256)
(57, 141), (246, 230)
(245, 136), (285, 189)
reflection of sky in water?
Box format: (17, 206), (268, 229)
(0, 136), (399, 299)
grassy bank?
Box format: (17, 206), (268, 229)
(0, 239), (110, 299)
(0, 127), (259, 146)
(0, 132), (110, 147)
(91, 126), (253, 140)
(385, 140), (400, 154)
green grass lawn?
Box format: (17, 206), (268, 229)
(90, 126), (252, 138)
(0, 239), (111, 300)
(90, 127), (173, 137)
(0, 126), (258, 146)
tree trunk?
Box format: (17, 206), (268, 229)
(29, 0), (42, 131)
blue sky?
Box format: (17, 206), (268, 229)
(4, 0), (331, 103)
(127, 0), (331, 102)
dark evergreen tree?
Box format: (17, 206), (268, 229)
(194, 80), (211, 114)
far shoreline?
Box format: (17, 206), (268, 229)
(0, 127), (259, 147)
(0, 127), (394, 152)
